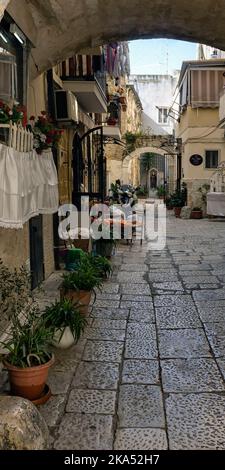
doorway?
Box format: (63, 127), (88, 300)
(29, 215), (44, 289)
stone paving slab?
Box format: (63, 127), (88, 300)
(120, 264), (148, 272)
(204, 322), (225, 357)
(178, 264), (211, 271)
(217, 358), (225, 380)
(125, 323), (158, 359)
(129, 308), (155, 323)
(117, 272), (147, 283)
(47, 370), (74, 395)
(39, 395), (66, 428)
(121, 295), (152, 302)
(120, 284), (151, 294)
(72, 362), (119, 390)
(91, 308), (129, 319)
(161, 358), (225, 392)
(193, 289), (225, 301)
(154, 295), (195, 307)
(66, 389), (116, 414)
(166, 393), (225, 449)
(83, 340), (124, 363)
(158, 329), (211, 358)
(93, 299), (120, 308)
(180, 276), (219, 284)
(122, 359), (159, 384)
(53, 414), (114, 450)
(91, 319), (127, 330)
(83, 327), (125, 342)
(120, 301), (153, 310)
(52, 340), (86, 372)
(148, 273), (180, 282)
(178, 270), (212, 277)
(152, 282), (184, 291)
(95, 293), (121, 300)
(101, 283), (120, 293)
(118, 384), (165, 428)
(114, 428), (168, 450)
(155, 306), (201, 329)
(195, 303), (225, 322)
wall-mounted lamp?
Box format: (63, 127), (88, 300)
(10, 23), (26, 45)
(0, 31), (8, 43)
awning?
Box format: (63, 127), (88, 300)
(0, 143), (59, 229)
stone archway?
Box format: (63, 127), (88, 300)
(122, 146), (169, 185)
(5, 0), (225, 77)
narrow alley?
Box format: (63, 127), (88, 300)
(37, 213), (225, 450)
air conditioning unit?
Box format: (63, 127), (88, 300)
(54, 89), (78, 123)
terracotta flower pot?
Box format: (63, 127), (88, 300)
(174, 207), (182, 218)
(60, 288), (92, 315)
(4, 355), (54, 401)
(191, 210), (202, 219)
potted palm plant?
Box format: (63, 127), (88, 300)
(42, 299), (87, 349)
(60, 264), (103, 314)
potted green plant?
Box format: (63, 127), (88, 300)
(0, 259), (53, 403)
(1, 305), (54, 402)
(60, 264), (103, 314)
(157, 185), (166, 200)
(82, 253), (112, 279)
(42, 299), (87, 349)
(170, 191), (185, 218)
(191, 207), (203, 219)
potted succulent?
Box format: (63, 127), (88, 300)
(191, 207), (203, 219)
(1, 305), (54, 402)
(42, 299), (87, 349)
(60, 264), (103, 314)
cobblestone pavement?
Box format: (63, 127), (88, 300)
(37, 213), (225, 450)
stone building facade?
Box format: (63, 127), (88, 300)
(176, 59), (225, 207)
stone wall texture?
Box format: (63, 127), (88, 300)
(6, 0), (225, 78)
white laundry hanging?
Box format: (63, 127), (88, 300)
(0, 143), (59, 229)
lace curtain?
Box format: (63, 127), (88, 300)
(0, 144), (59, 228)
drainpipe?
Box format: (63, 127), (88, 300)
(177, 152), (182, 192)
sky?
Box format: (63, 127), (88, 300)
(129, 39), (197, 75)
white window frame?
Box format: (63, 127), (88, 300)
(157, 107), (169, 125)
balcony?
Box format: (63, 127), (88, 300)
(103, 124), (121, 140)
(219, 88), (225, 126)
(62, 74), (107, 114)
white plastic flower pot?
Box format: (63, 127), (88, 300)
(52, 327), (75, 349)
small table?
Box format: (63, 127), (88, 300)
(207, 192), (225, 216)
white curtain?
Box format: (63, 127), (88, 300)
(0, 144), (59, 229)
